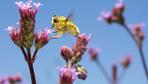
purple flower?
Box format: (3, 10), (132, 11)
(6, 26), (22, 47)
(58, 67), (77, 84)
(35, 29), (50, 49)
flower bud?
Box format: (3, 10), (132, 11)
(112, 64), (117, 82)
(7, 26), (22, 47)
(60, 45), (73, 62)
(88, 48), (100, 61)
(120, 54), (132, 68)
(35, 29), (50, 49)
(131, 23), (145, 44)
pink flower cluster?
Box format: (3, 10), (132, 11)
(98, 0), (125, 25)
(0, 74), (22, 84)
(59, 34), (91, 84)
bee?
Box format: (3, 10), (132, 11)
(50, 13), (80, 38)
(74, 64), (87, 80)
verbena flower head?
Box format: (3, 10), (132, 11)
(98, 0), (125, 25)
(6, 26), (22, 47)
(58, 67), (77, 84)
(71, 34), (91, 65)
(120, 54), (132, 68)
(15, 0), (42, 48)
(130, 23), (145, 42)
(35, 29), (50, 49)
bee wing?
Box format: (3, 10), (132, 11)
(66, 11), (74, 22)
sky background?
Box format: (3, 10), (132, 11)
(0, 0), (148, 84)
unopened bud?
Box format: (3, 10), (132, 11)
(88, 48), (100, 61)
(7, 26), (22, 47)
(121, 55), (132, 68)
(60, 45), (73, 62)
(112, 64), (117, 81)
(35, 29), (50, 49)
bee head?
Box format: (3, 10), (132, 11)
(51, 15), (59, 24)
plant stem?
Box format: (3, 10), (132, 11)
(118, 69), (126, 84)
(95, 60), (111, 83)
(27, 62), (36, 84)
(27, 48), (37, 84)
(20, 47), (28, 61)
(123, 24), (148, 81)
(32, 48), (39, 63)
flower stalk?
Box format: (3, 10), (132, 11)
(122, 23), (148, 81)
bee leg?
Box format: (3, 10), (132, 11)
(51, 32), (63, 39)
(51, 35), (61, 39)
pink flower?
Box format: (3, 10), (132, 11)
(98, 0), (125, 25)
(15, 0), (42, 48)
(35, 29), (50, 49)
(98, 11), (113, 24)
(6, 26), (22, 47)
(71, 34), (92, 65)
(58, 67), (77, 84)
(8, 73), (22, 83)
(130, 23), (145, 41)
(120, 54), (132, 68)
(15, 0), (42, 19)
(113, 0), (125, 16)
(88, 48), (100, 61)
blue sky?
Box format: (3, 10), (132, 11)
(0, 0), (148, 84)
